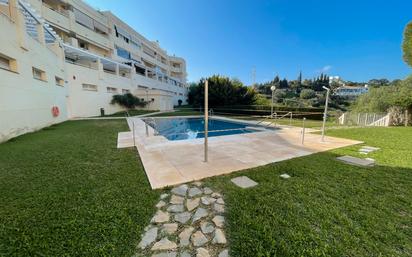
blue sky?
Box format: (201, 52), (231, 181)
(86, 0), (412, 84)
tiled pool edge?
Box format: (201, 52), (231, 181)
(119, 116), (363, 189)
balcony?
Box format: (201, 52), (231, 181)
(42, 5), (70, 30)
(74, 22), (111, 50)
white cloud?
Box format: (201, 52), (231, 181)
(318, 65), (332, 73)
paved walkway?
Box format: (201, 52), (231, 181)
(136, 182), (228, 257)
(118, 116), (362, 189)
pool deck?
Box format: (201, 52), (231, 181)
(118, 116), (362, 189)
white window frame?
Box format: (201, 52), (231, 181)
(32, 67), (46, 81)
(82, 83), (98, 91)
(106, 87), (118, 93)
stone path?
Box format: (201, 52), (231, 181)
(136, 182), (229, 257)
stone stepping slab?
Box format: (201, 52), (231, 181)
(358, 146), (380, 154)
(230, 176), (258, 188)
(337, 155), (375, 167)
(136, 181), (229, 257)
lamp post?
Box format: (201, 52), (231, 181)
(321, 86), (330, 142)
(270, 86), (276, 118)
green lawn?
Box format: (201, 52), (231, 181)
(102, 109), (156, 117)
(226, 116), (337, 129)
(0, 120), (411, 256)
(0, 120), (160, 256)
(149, 107), (201, 117)
(206, 127), (412, 257)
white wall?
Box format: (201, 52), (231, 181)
(66, 62), (185, 117)
(0, 13), (68, 143)
(65, 63), (130, 117)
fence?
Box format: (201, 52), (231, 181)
(338, 112), (389, 126)
(196, 105), (325, 120)
(338, 110), (412, 127)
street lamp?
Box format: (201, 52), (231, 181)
(270, 86), (276, 118)
(321, 86), (330, 142)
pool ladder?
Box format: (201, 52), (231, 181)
(145, 117), (159, 136)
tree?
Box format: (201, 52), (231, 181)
(110, 93), (146, 110)
(352, 75), (412, 113)
(310, 73), (329, 91)
(368, 78), (390, 87)
(187, 75), (257, 107)
(297, 71), (302, 87)
(279, 78), (289, 89)
(402, 21), (412, 68)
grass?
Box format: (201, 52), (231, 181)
(206, 126), (412, 257)
(148, 108), (337, 129)
(273, 118), (336, 128)
(102, 109), (156, 117)
(225, 116), (337, 129)
(0, 120), (411, 256)
(149, 106), (201, 117)
(0, 120), (160, 256)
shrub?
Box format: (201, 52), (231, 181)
(300, 89), (316, 99)
(110, 93), (146, 110)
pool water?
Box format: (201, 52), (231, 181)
(145, 117), (267, 141)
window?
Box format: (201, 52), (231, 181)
(32, 67), (46, 81)
(79, 41), (88, 50)
(107, 87), (117, 93)
(74, 8), (94, 30)
(0, 53), (17, 72)
(130, 37), (141, 50)
(0, 55), (10, 70)
(55, 76), (64, 86)
(114, 25), (130, 43)
(122, 89), (130, 94)
(82, 83), (97, 91)
(115, 46), (130, 60)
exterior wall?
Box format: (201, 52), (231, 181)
(0, 0), (188, 142)
(0, 10), (67, 143)
(65, 62), (180, 117)
(65, 63), (127, 117)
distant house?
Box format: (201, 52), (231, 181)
(334, 85), (369, 97)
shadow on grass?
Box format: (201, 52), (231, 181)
(0, 120), (161, 256)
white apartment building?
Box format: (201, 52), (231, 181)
(334, 85), (369, 97)
(0, 0), (188, 142)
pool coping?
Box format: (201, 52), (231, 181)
(140, 115), (278, 143)
(119, 115), (363, 189)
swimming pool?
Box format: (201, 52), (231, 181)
(144, 117), (269, 141)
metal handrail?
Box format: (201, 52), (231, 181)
(145, 117), (158, 135)
(256, 114), (274, 125)
(208, 108), (213, 116)
(278, 112), (292, 119)
(257, 112), (294, 128)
